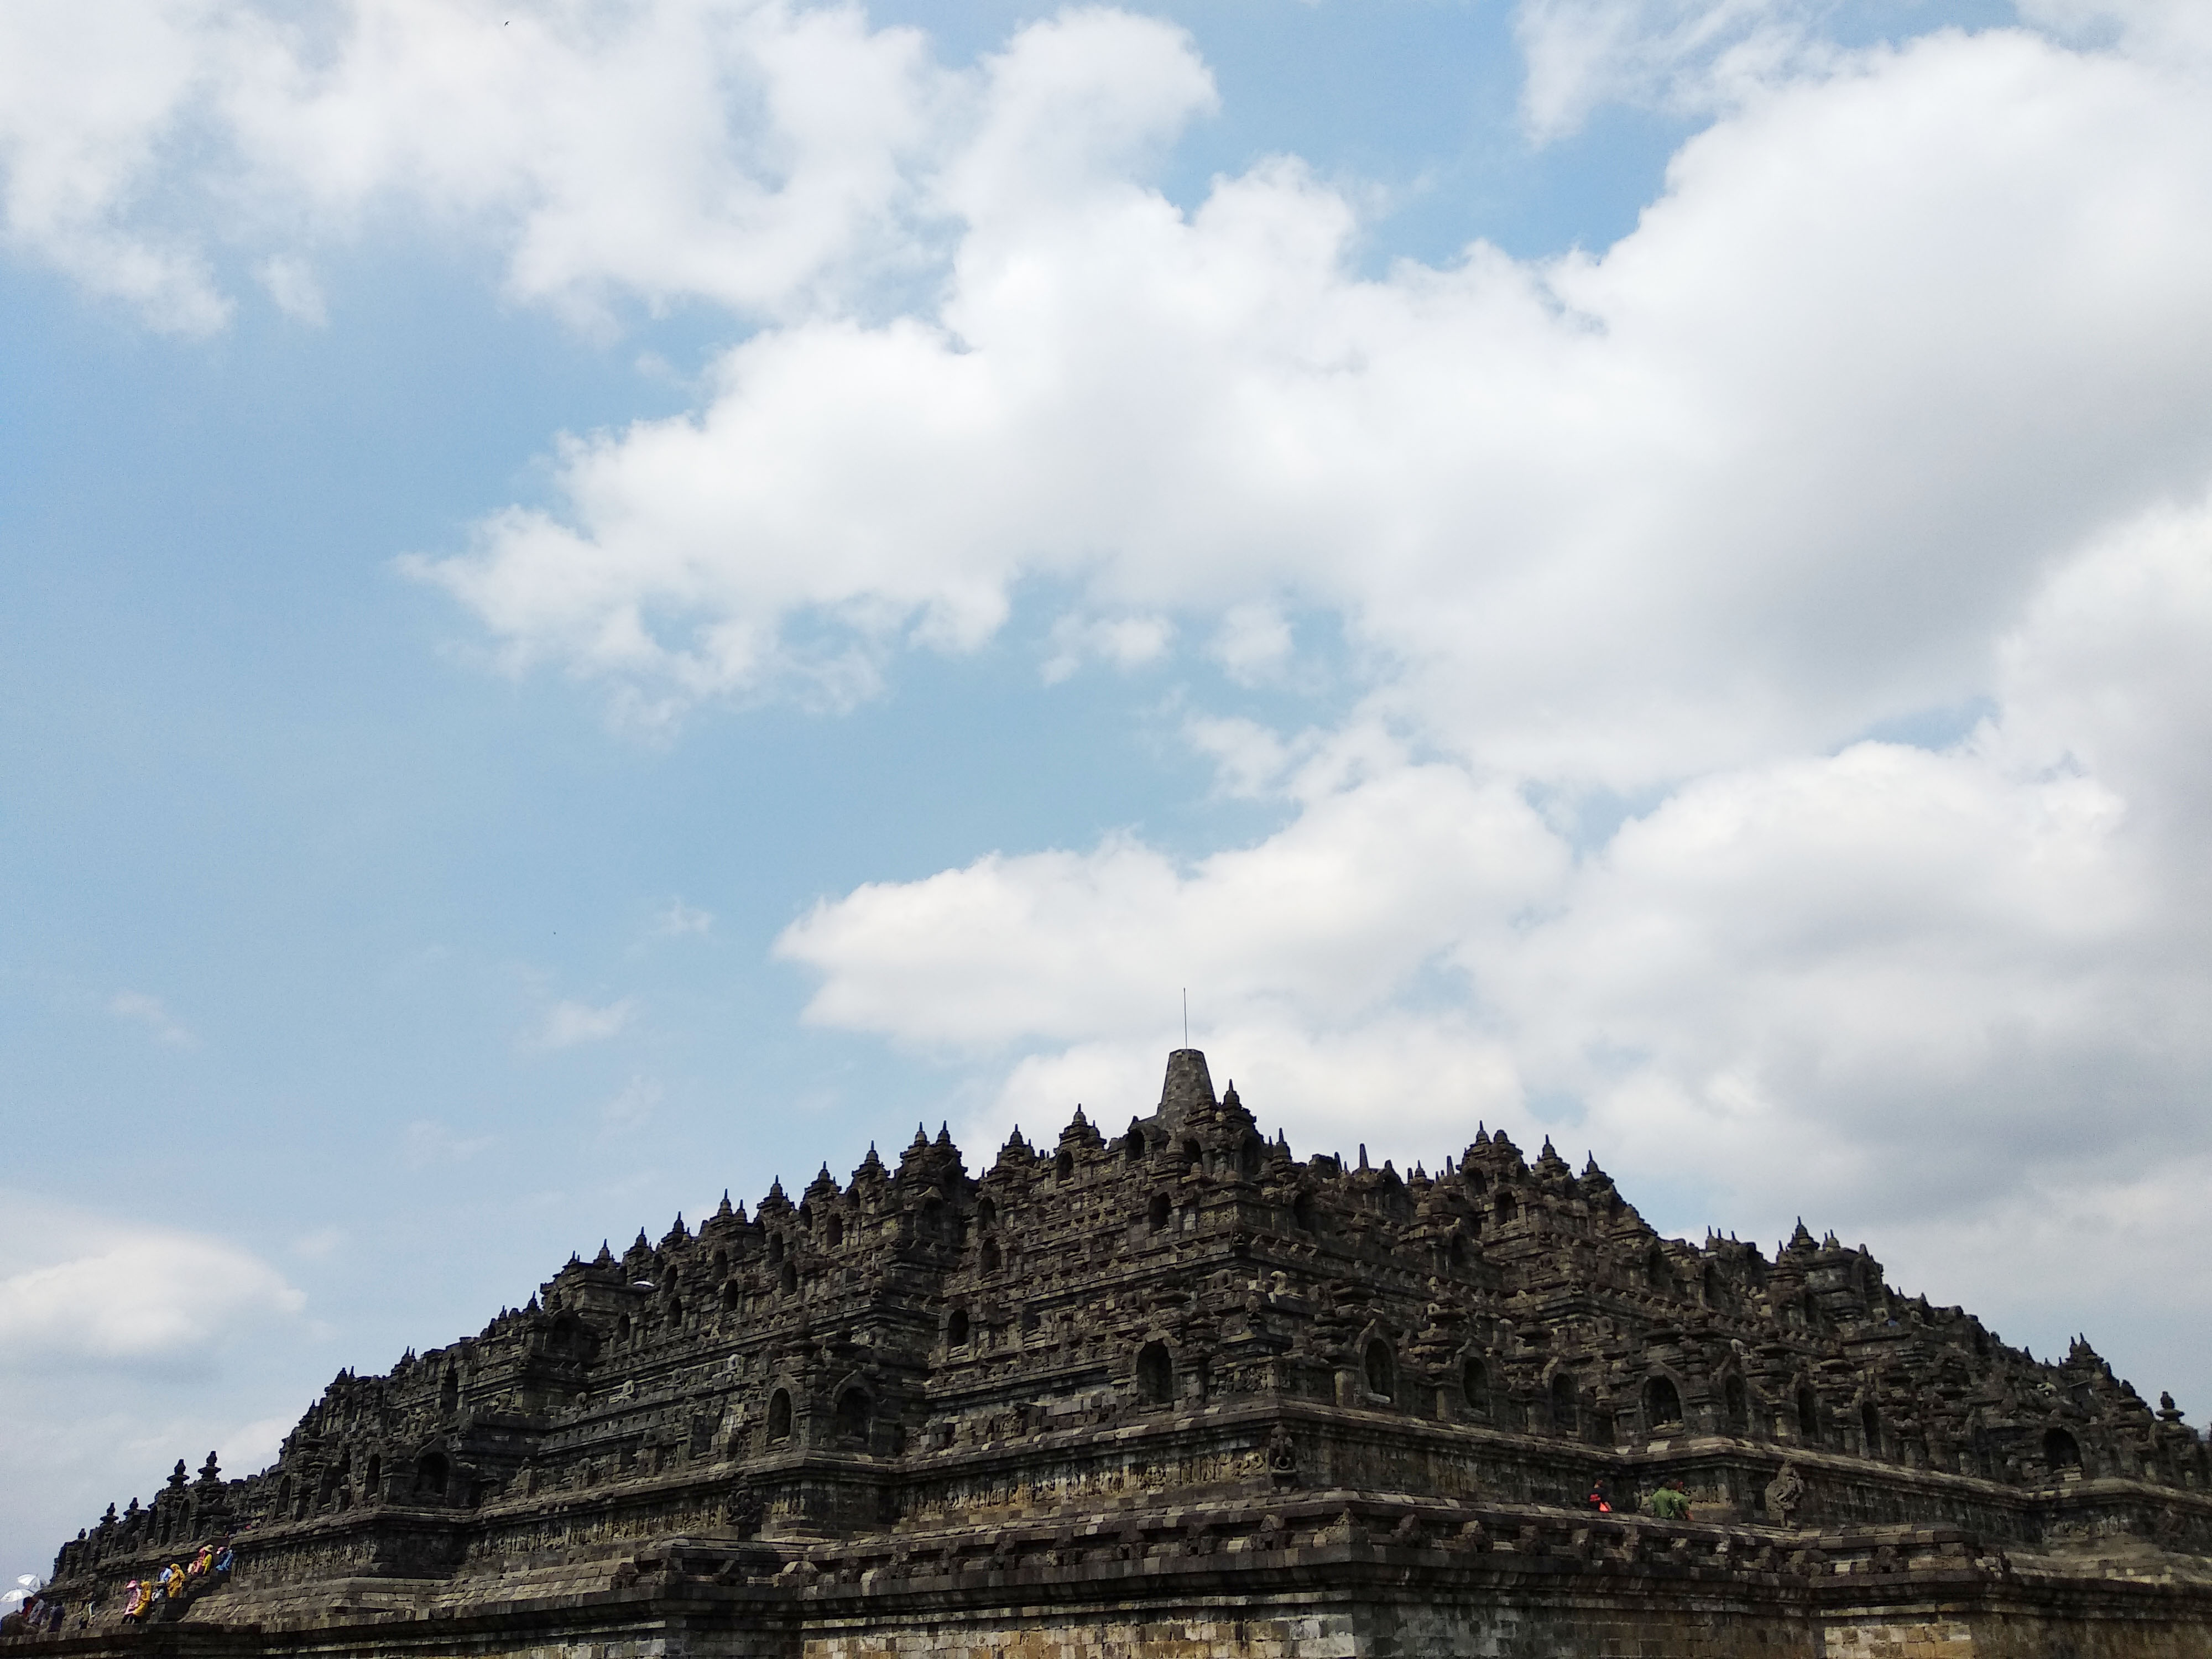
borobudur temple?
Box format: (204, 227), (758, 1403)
(13, 1050), (2212, 1658)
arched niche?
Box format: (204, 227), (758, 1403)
(1135, 1340), (1173, 1406)
(1550, 1371), (1579, 1438)
(834, 1386), (871, 1447)
(1364, 1338), (1396, 1404)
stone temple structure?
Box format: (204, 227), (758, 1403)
(14, 1051), (2212, 1657)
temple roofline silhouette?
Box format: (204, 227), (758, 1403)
(15, 1050), (2212, 1657)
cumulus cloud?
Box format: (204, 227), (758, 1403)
(532, 995), (637, 1049)
(255, 253), (325, 323)
(0, 1201), (305, 1368)
(1208, 604), (1293, 685)
(1514, 0), (1838, 140)
(601, 1076), (662, 1131)
(0, 0), (945, 332)
(778, 732), (1569, 1048)
(407, 18), (2212, 785)
(108, 991), (197, 1047)
(11, 0), (2212, 1392)
(400, 1119), (495, 1167)
(776, 495), (2212, 1355)
(1041, 612), (1175, 684)
(653, 900), (714, 937)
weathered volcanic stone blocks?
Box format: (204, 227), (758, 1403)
(14, 1050), (2212, 1657)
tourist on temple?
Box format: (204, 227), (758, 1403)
(1645, 1479), (1693, 1520)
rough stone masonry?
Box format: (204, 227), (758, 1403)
(12, 1050), (2212, 1657)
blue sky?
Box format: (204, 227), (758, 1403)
(5, 0), (2212, 1586)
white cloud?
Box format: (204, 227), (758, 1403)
(1514, 0), (1837, 141)
(776, 495), (2212, 1377)
(1183, 714), (1297, 799)
(0, 1), (236, 333)
(1209, 603), (1293, 685)
(2016, 0), (2212, 59)
(407, 18), (2212, 788)
(0, 0), (947, 332)
(653, 900), (714, 937)
(211, 1413), (291, 1480)
(400, 1119), (494, 1167)
(533, 995), (636, 1049)
(0, 1201), (304, 1367)
(601, 1075), (662, 1130)
(778, 738), (1571, 1048)
(10, 0), (2212, 1404)
(255, 253), (324, 322)
(1040, 612), (1175, 684)
(108, 990), (196, 1048)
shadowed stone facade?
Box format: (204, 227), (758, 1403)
(13, 1051), (2212, 1656)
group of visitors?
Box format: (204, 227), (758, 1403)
(1584, 1477), (1694, 1519)
(2, 1589), (67, 1636)
(111, 1541), (234, 1626)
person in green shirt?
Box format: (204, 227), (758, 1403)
(1646, 1479), (1693, 1520)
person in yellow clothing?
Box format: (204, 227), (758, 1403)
(161, 1562), (187, 1608)
(122, 1580), (149, 1621)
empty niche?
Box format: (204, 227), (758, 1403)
(1364, 1339), (1396, 1403)
(766, 1390), (792, 1443)
(1797, 1386), (1823, 1444)
(1136, 1341), (1173, 1406)
(1550, 1371), (1578, 1437)
(1645, 1375), (1683, 1431)
(2044, 1427), (2081, 1472)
